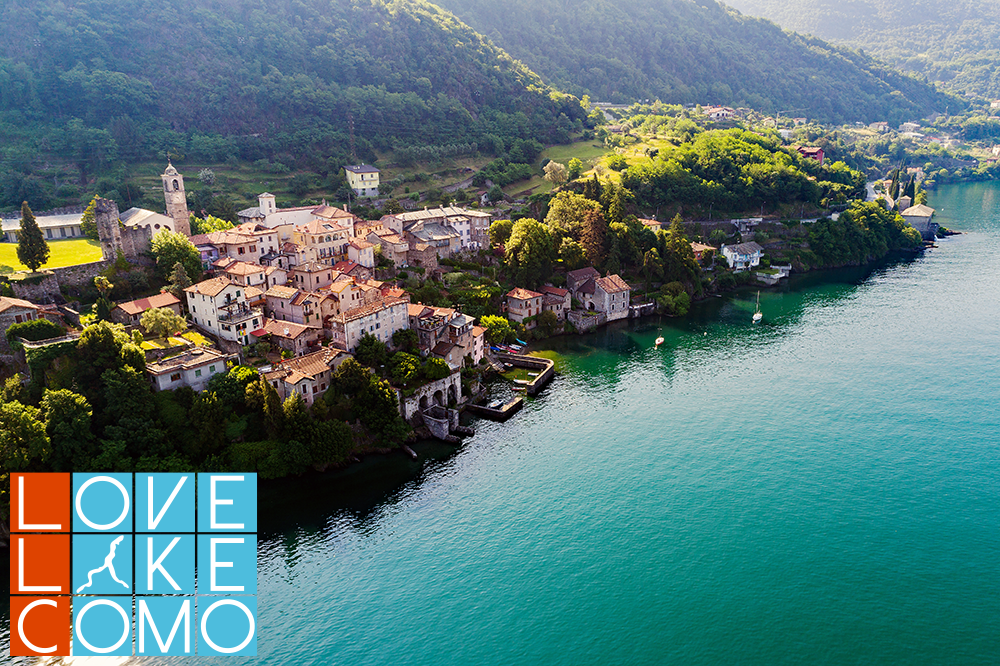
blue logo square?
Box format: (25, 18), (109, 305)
(197, 596), (257, 656)
(197, 474), (256, 533)
(197, 535), (257, 595)
(72, 596), (133, 656)
(136, 473), (195, 533)
(73, 473), (133, 532)
(136, 534), (195, 594)
(73, 534), (132, 595)
(137, 597), (195, 656)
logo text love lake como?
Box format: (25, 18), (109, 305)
(9, 473), (257, 656)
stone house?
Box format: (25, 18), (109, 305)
(332, 261), (372, 282)
(347, 240), (376, 268)
(574, 274), (631, 322)
(264, 265), (288, 288)
(263, 347), (351, 406)
(366, 228), (410, 267)
(206, 229), (263, 264)
(470, 325), (487, 364)
(506, 287), (543, 328)
(690, 242), (716, 262)
(0, 296), (41, 351)
(293, 217), (355, 265)
(539, 286), (571, 322)
(328, 297), (410, 352)
(567, 267), (600, 294)
(251, 318), (322, 357)
(146, 347), (233, 392)
(111, 292), (183, 326)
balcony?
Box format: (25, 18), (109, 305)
(218, 304), (263, 323)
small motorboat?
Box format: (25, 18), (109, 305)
(655, 336), (665, 347)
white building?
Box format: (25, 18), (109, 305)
(720, 242), (764, 271)
(146, 347), (234, 392)
(185, 277), (263, 344)
(329, 297), (409, 352)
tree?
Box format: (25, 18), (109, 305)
(80, 196), (99, 239)
(505, 218), (555, 288)
(141, 307), (187, 339)
(581, 209), (608, 267)
(167, 262), (192, 299)
(355, 333), (389, 368)
(41, 389), (97, 472)
(150, 230), (202, 282)
(389, 352), (422, 386)
(423, 357), (451, 380)
(392, 328), (419, 354)
(559, 237), (586, 270)
(16, 201), (49, 272)
(643, 247), (662, 292)
(1, 400), (50, 473)
(481, 314), (514, 344)
(487, 184), (505, 203)
(543, 160), (568, 185)
(189, 215), (234, 235)
(545, 191), (602, 235)
(568, 158), (584, 180)
(489, 219), (514, 247)
(536, 309), (559, 335)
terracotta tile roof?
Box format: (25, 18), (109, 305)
(567, 267), (600, 282)
(188, 233), (215, 246)
(507, 287), (543, 300)
(690, 242), (716, 253)
(295, 219), (349, 235)
(540, 286), (569, 297)
(295, 261), (328, 273)
(147, 347), (232, 375)
(0, 296), (40, 314)
(408, 303), (433, 317)
(264, 266), (285, 276)
(339, 297), (408, 323)
(595, 274), (630, 294)
(349, 240), (373, 250)
(471, 325), (486, 338)
(224, 261), (265, 276)
(264, 285), (299, 300)
(268, 347), (347, 381)
(206, 230), (256, 246)
(310, 205), (356, 221)
(244, 286), (264, 301)
(431, 341), (457, 357)
(332, 261), (362, 273)
(185, 277), (237, 298)
(115, 292), (181, 316)
(253, 318), (317, 339)
(383, 287), (408, 300)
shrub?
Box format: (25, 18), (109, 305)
(6, 318), (65, 345)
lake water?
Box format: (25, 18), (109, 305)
(3, 181), (1000, 664)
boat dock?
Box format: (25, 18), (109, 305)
(494, 352), (555, 396)
(466, 397), (524, 421)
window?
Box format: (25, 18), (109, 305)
(195, 369), (202, 377)
(238, 247), (245, 254)
(312, 385), (318, 393)
(46, 229), (52, 238)
(61, 228), (66, 238)
(170, 373), (181, 381)
(209, 365), (216, 372)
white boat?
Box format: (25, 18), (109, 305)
(752, 291), (763, 323)
(655, 336), (665, 347)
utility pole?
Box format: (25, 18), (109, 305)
(348, 114), (357, 163)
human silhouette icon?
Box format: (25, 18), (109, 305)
(76, 535), (129, 592)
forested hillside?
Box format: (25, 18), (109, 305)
(724, 0), (1000, 98)
(0, 0), (585, 197)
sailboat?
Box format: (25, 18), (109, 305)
(752, 291), (763, 323)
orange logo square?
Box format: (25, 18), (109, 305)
(9, 596), (71, 656)
(10, 534), (70, 596)
(11, 473), (70, 533)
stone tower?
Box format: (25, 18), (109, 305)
(161, 162), (192, 236)
(95, 197), (123, 261)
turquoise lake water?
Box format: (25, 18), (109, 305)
(3, 181), (1000, 664)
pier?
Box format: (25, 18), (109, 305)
(494, 353), (555, 396)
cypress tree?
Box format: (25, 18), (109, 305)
(16, 201), (50, 272)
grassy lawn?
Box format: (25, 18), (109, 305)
(507, 139), (612, 198)
(140, 330), (211, 350)
(0, 238), (103, 274)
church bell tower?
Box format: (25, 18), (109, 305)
(161, 162), (192, 236)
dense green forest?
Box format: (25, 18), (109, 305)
(433, 0), (958, 123)
(0, 0), (586, 209)
(725, 0), (1000, 98)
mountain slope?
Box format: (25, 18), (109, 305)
(723, 0), (1000, 97)
(0, 0), (585, 175)
(433, 0), (960, 123)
